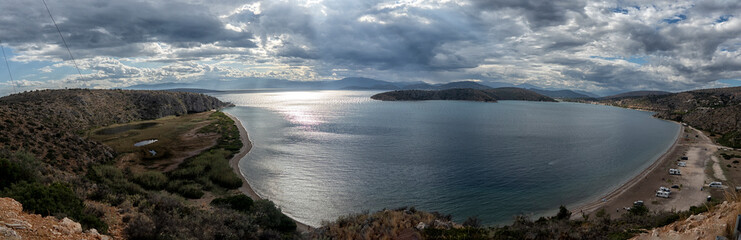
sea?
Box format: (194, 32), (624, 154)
(213, 90), (680, 227)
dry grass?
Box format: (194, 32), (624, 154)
(314, 207), (456, 240)
(87, 111), (218, 172)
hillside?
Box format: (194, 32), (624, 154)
(530, 89), (592, 99)
(603, 90), (672, 99)
(371, 88), (556, 102)
(0, 89), (227, 171)
(599, 86), (741, 147)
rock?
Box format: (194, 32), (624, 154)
(0, 225), (21, 240)
(59, 217), (82, 234)
(416, 222), (427, 230)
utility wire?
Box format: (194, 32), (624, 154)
(0, 40), (16, 94)
(42, 0), (84, 82)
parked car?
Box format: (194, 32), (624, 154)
(709, 182), (723, 188)
(633, 200), (644, 206)
(656, 191), (670, 198)
(677, 162), (687, 167)
(659, 187), (671, 193)
(669, 168), (681, 175)
(671, 185), (680, 189)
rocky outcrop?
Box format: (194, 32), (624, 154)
(632, 201), (740, 240)
(0, 197), (112, 240)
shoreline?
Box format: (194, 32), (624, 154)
(571, 124), (684, 215)
(223, 111), (313, 232)
(573, 123), (719, 217)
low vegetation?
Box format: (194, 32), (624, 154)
(316, 202), (721, 240)
(0, 90), (298, 239)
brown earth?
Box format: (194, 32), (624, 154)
(632, 200), (741, 240)
(0, 197), (118, 240)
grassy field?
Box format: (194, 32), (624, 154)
(88, 111), (218, 172)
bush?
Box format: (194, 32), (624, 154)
(133, 171), (168, 190)
(251, 199), (296, 233)
(210, 172), (242, 189)
(211, 195), (253, 212)
(1, 182), (107, 232)
(0, 153), (39, 189)
(179, 185), (204, 199)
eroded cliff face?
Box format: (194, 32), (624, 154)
(0, 197), (116, 240)
(0, 89), (228, 171)
(632, 201), (741, 240)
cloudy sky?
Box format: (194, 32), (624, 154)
(1, 0), (740, 96)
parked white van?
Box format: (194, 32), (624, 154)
(656, 191), (670, 198)
(669, 168), (681, 175)
(709, 182), (723, 188)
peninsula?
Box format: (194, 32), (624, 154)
(370, 87), (556, 102)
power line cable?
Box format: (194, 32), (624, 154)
(0, 40), (17, 93)
(42, 0), (84, 83)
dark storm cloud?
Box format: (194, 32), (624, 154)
(239, 0), (487, 71)
(2, 0), (741, 93)
(0, 0), (255, 58)
(471, 0), (587, 28)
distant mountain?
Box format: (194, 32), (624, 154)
(573, 90), (601, 98)
(602, 90), (672, 99)
(370, 87), (556, 102)
(529, 89), (592, 99)
(435, 81), (492, 90)
(127, 77), (415, 91)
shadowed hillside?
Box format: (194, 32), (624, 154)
(370, 87), (556, 102)
(599, 87), (741, 147)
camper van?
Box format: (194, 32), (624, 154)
(677, 162), (687, 167)
(669, 168), (681, 175)
(656, 191), (670, 198)
(709, 182), (723, 188)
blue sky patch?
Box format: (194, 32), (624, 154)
(719, 79), (741, 87)
(717, 15), (732, 23)
(663, 14), (687, 24)
(611, 7), (629, 14)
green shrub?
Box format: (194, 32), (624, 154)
(211, 195), (253, 212)
(166, 180), (204, 199)
(1, 182), (107, 232)
(86, 164), (125, 183)
(0, 153), (39, 189)
(133, 171), (168, 190)
(251, 199), (296, 233)
(210, 172), (242, 189)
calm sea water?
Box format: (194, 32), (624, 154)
(214, 90), (680, 227)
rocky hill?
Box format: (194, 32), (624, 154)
(370, 88), (556, 102)
(0, 89), (228, 171)
(632, 200), (740, 239)
(599, 87), (741, 147)
(0, 197), (112, 240)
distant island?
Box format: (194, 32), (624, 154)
(370, 87), (557, 102)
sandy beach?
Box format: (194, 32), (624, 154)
(574, 125), (726, 217)
(224, 112), (313, 232)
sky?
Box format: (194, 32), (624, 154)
(0, 0), (740, 96)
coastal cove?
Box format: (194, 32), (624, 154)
(215, 90), (681, 227)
